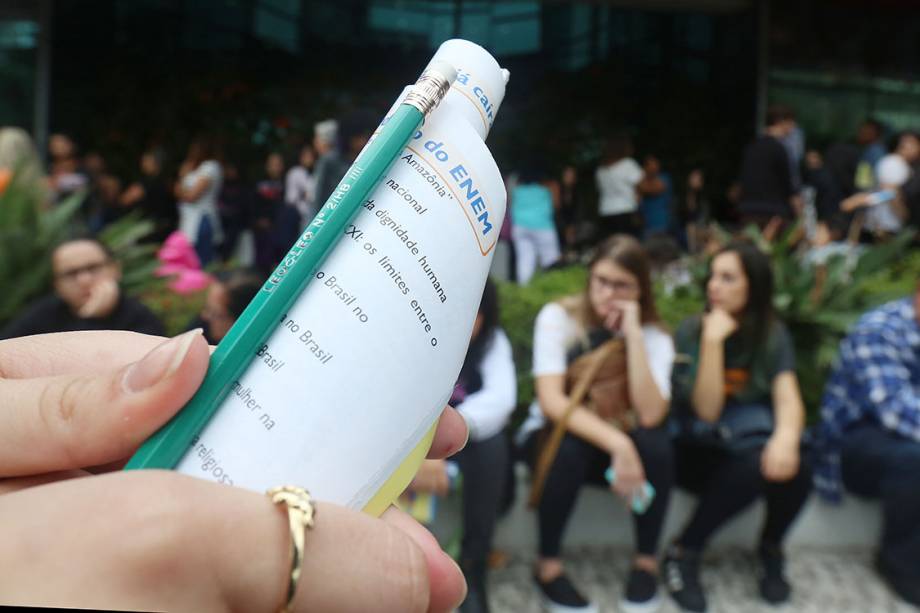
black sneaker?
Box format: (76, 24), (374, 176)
(876, 552), (920, 607)
(621, 567), (662, 613)
(459, 558), (491, 613)
(533, 572), (598, 613)
(662, 545), (707, 612)
(758, 544), (791, 605)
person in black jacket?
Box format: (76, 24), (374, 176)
(120, 148), (177, 244)
(1, 237), (164, 339)
(738, 105), (799, 229)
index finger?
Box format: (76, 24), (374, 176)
(0, 331), (166, 379)
(0, 331), (209, 477)
(0, 334), (469, 464)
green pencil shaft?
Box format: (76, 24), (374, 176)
(125, 104), (424, 470)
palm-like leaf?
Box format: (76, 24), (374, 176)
(0, 166), (166, 328)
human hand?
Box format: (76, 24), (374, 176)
(840, 192), (872, 213)
(77, 277), (120, 319)
(0, 330), (468, 611)
(1, 472), (467, 612)
(790, 194), (805, 218)
(811, 221), (831, 247)
(605, 299), (642, 338)
(761, 431), (800, 482)
(119, 182), (145, 207)
(410, 459), (450, 496)
(610, 438), (645, 500)
(702, 308), (737, 343)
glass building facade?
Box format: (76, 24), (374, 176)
(0, 1), (50, 148)
(2, 1), (919, 187)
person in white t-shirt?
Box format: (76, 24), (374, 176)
(285, 143), (317, 229)
(596, 135), (644, 239)
(175, 137), (224, 266)
(870, 132), (919, 234)
(841, 131), (919, 239)
(518, 234), (675, 613)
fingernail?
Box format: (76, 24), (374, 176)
(122, 329), (202, 393)
(454, 412), (470, 455)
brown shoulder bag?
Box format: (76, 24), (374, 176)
(527, 337), (631, 508)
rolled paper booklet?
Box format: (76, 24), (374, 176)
(131, 39), (510, 516)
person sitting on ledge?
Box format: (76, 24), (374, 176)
(815, 279), (920, 607)
(1, 237), (164, 340)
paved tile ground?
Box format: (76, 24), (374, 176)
(485, 546), (919, 613)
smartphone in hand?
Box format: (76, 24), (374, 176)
(605, 467), (656, 514)
(866, 189), (897, 206)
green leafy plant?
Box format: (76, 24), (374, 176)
(757, 225), (918, 418)
(138, 276), (209, 337)
(0, 167), (84, 326)
(497, 267), (586, 414)
(98, 212), (209, 337)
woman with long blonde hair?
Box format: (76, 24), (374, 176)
(518, 234), (675, 613)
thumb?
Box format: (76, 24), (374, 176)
(0, 329), (209, 477)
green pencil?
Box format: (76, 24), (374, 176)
(126, 62), (457, 471)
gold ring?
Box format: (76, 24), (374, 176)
(267, 485), (316, 613)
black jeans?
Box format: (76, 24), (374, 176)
(527, 426), (674, 558)
(841, 422), (920, 578)
(674, 439), (812, 552)
(453, 431), (509, 582)
(597, 212), (641, 241)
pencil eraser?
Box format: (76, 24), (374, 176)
(425, 60), (457, 85)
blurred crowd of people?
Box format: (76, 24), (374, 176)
(19, 102), (920, 294)
(501, 106), (920, 285)
(40, 113), (377, 278)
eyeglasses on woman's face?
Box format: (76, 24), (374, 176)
(589, 259), (640, 296)
(54, 260), (112, 283)
(588, 259), (641, 321)
(590, 273), (638, 294)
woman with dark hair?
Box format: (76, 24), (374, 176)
(120, 148), (177, 244)
(664, 241), (811, 612)
(285, 143), (317, 228)
(682, 169), (711, 253)
(510, 157), (560, 283)
(252, 151), (288, 276)
(556, 165), (580, 255)
(410, 278), (516, 613)
(175, 135), (224, 265)
(595, 134), (644, 239)
(517, 234), (675, 613)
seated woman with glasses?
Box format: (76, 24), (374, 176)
(1, 237), (164, 339)
(663, 240), (811, 613)
(517, 234), (675, 613)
